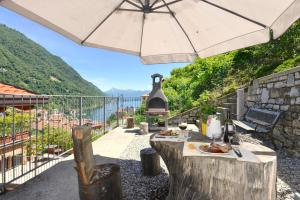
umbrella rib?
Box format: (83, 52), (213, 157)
(118, 8), (169, 14)
(81, 0), (126, 44)
(270, 0), (297, 28)
(137, 0), (144, 7)
(139, 13), (146, 56)
(161, 0), (198, 55)
(200, 0), (267, 28)
(152, 0), (182, 11)
(125, 0), (143, 10)
(118, 8), (144, 13)
(150, 0), (160, 8)
(198, 28), (268, 53)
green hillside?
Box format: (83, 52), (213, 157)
(0, 24), (104, 96)
(163, 20), (300, 112)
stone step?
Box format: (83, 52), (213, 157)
(221, 103), (237, 115)
(222, 102), (237, 106)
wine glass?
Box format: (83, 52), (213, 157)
(179, 123), (187, 130)
(179, 119), (188, 140)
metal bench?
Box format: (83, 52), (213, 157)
(233, 107), (282, 137)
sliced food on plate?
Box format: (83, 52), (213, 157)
(199, 143), (232, 153)
(159, 130), (178, 136)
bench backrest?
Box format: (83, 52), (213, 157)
(245, 108), (281, 127)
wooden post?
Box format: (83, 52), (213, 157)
(78, 164), (122, 200)
(72, 126), (95, 184)
(127, 117), (134, 128)
(72, 126), (122, 200)
(139, 122), (149, 135)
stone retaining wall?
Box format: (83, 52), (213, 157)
(247, 66), (300, 157)
(167, 93), (236, 126)
(168, 107), (199, 126)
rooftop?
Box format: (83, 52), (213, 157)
(0, 83), (35, 95)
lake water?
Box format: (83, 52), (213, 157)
(85, 98), (142, 122)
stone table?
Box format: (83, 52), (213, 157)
(150, 129), (277, 200)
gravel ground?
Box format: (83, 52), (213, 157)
(118, 133), (169, 200)
(277, 150), (300, 200)
(119, 133), (300, 200)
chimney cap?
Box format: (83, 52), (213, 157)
(151, 73), (163, 79)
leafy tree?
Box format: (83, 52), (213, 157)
(0, 108), (33, 136)
(163, 20), (300, 112)
(26, 126), (72, 156)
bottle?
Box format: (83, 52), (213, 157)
(224, 111), (234, 143)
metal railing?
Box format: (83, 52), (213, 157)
(0, 95), (141, 193)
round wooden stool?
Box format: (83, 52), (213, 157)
(140, 148), (161, 176)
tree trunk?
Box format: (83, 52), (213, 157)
(150, 135), (276, 200)
(77, 163), (122, 200)
(72, 126), (122, 200)
(127, 117), (134, 128)
(140, 122), (149, 135)
(140, 148), (161, 176)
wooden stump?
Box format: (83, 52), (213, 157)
(150, 133), (277, 200)
(140, 148), (161, 176)
(127, 117), (134, 128)
(72, 126), (122, 200)
(78, 163), (122, 200)
(140, 122), (149, 135)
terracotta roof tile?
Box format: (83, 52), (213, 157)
(0, 83), (35, 95)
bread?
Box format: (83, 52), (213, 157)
(200, 143), (231, 153)
(159, 130), (178, 136)
(159, 130), (172, 136)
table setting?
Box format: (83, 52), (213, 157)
(150, 112), (277, 200)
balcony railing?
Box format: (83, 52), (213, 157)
(0, 94), (141, 193)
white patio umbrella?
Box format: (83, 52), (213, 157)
(1, 0), (299, 64)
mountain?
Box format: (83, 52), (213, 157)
(106, 88), (150, 97)
(0, 24), (104, 96)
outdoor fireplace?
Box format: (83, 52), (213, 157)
(146, 74), (169, 131)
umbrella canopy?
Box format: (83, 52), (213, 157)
(1, 0), (299, 64)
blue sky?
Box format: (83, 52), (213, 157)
(0, 7), (187, 91)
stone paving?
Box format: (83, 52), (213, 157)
(1, 127), (136, 200)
